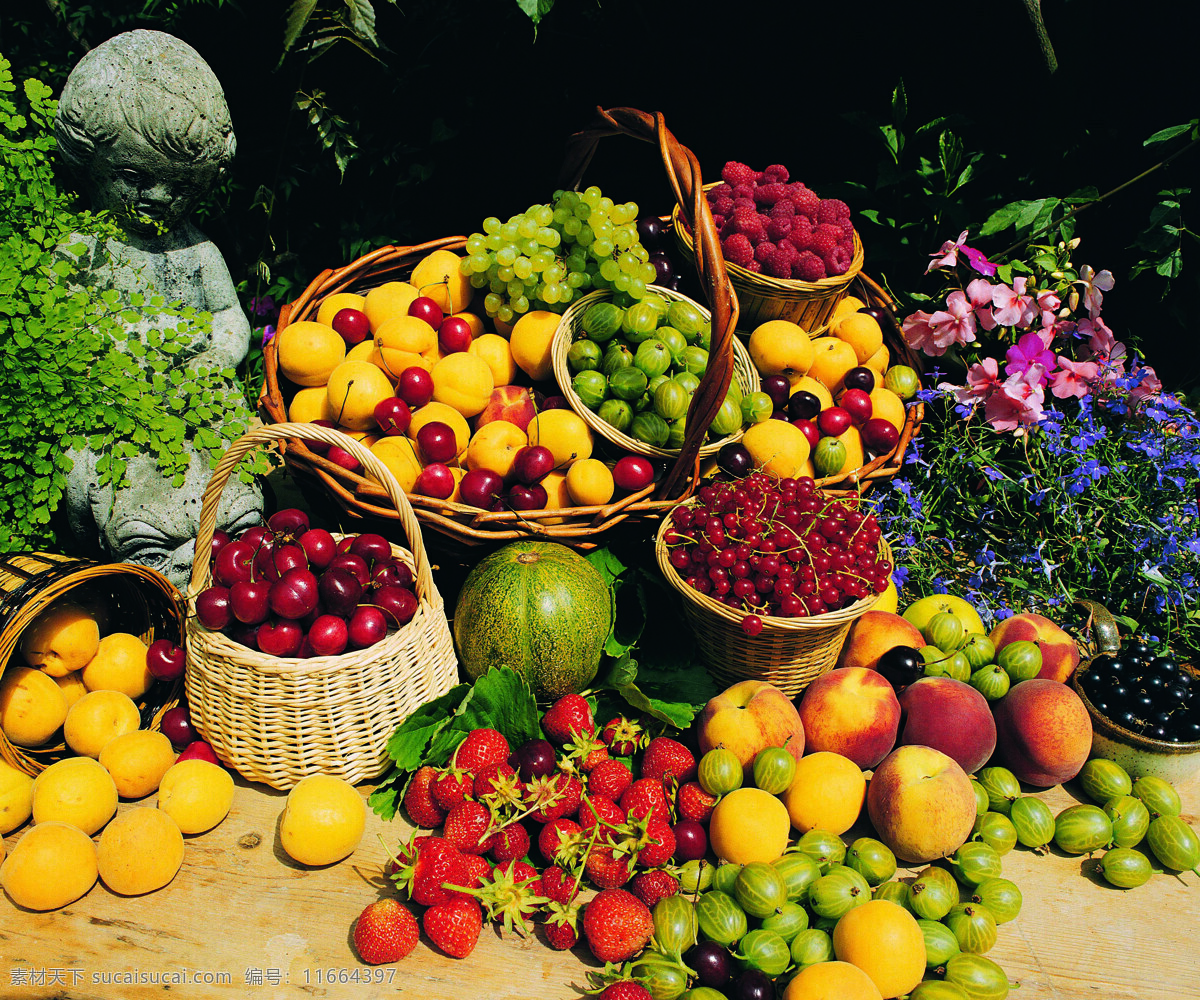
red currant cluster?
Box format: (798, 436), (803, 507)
(663, 474), (890, 626)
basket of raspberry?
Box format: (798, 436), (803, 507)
(550, 283), (760, 460)
(672, 161), (863, 334)
(654, 474), (892, 697)
(261, 107), (744, 548)
(185, 422), (459, 791)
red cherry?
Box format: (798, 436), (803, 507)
(145, 638), (185, 682)
(507, 483), (548, 511)
(374, 584), (419, 628)
(268, 567), (319, 619)
(213, 539), (255, 587)
(374, 396), (412, 436)
(328, 552), (370, 587)
(160, 705), (197, 747)
(256, 618), (304, 657)
(793, 418), (820, 450)
(306, 418), (337, 456)
(230, 580), (271, 625)
(760, 374), (790, 410)
(176, 741), (220, 765)
(308, 614), (350, 656)
(541, 395), (569, 410)
(298, 528), (336, 570)
(326, 445), (361, 473)
(816, 406), (852, 438)
(349, 532), (392, 566)
(512, 445), (555, 484)
(416, 421), (458, 463)
(612, 455), (655, 492)
(839, 389), (874, 426)
(408, 296), (444, 331)
(331, 307), (370, 345)
(210, 529), (230, 562)
(318, 568), (364, 616)
(267, 508), (309, 538)
(348, 605), (388, 649)
(195, 586), (232, 630)
(459, 468), (504, 510)
(396, 367), (434, 408)
(438, 316), (473, 354)
(861, 417), (901, 456)
(413, 463), (455, 500)
(372, 559), (414, 590)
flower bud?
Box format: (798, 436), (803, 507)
(1067, 238), (1082, 250)
(1067, 288), (1080, 312)
(1051, 270), (1065, 280)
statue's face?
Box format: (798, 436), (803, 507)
(90, 129), (222, 237)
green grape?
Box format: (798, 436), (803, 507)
(552, 207), (571, 225)
(619, 251), (640, 274)
(488, 278), (506, 295)
(484, 233), (503, 250)
(582, 185), (602, 206)
(466, 253), (490, 274)
(496, 246), (517, 267)
(532, 250), (555, 271)
(598, 195), (614, 212)
(496, 303), (514, 323)
(482, 216), (501, 233)
(517, 216), (538, 239)
(537, 227), (560, 247)
(511, 295), (530, 314)
(641, 263), (659, 284)
(614, 274), (631, 291)
(615, 228), (635, 250)
(513, 257), (533, 279)
(593, 220), (614, 241)
(573, 201), (591, 219)
(576, 227), (595, 246)
(505, 280), (523, 299)
(520, 238), (539, 257)
(534, 204), (553, 226)
(627, 278), (647, 299)
(484, 292), (502, 313)
(593, 238), (615, 258)
(542, 283), (561, 304)
(500, 221), (520, 242)
(465, 235), (487, 254)
(563, 217), (582, 236)
(469, 273), (488, 289)
(567, 271), (587, 288)
(560, 286), (574, 304)
(496, 265), (515, 283)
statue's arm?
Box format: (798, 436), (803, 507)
(194, 239), (250, 372)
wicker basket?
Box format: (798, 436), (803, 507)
(654, 514), (890, 697)
(184, 422), (459, 790)
(552, 286), (760, 461)
(260, 107), (742, 548)
(0, 553), (184, 776)
(672, 184), (864, 335)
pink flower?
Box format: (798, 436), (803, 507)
(1049, 356), (1100, 399)
(926, 289), (977, 352)
(1005, 330), (1056, 379)
(1076, 265), (1115, 318)
(960, 245), (998, 277)
(1078, 317), (1128, 373)
(992, 277), (1036, 328)
(1130, 365), (1163, 401)
(984, 365), (1047, 433)
(944, 357), (1002, 408)
(926, 230), (969, 274)
(1036, 289), (1061, 328)
(966, 278), (997, 330)
(902, 310), (939, 355)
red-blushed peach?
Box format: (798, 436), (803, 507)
(836, 610), (926, 672)
(474, 385), (538, 432)
(897, 676), (997, 775)
(797, 667), (900, 769)
(992, 678), (1093, 786)
(697, 680), (805, 779)
(866, 745), (977, 864)
(988, 612), (1080, 683)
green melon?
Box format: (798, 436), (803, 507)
(452, 541), (612, 698)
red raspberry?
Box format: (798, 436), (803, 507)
(745, 259), (763, 273)
(627, 869), (680, 909)
(754, 240), (777, 264)
(754, 183), (789, 206)
(459, 853), (493, 888)
(763, 163), (790, 183)
(542, 693), (596, 745)
(711, 213), (726, 231)
(403, 765), (446, 829)
(731, 182), (756, 200)
(676, 781), (718, 824)
(538, 817), (584, 865)
(770, 200), (796, 220)
(732, 196), (757, 212)
(721, 160), (759, 187)
(579, 794), (626, 843)
(488, 822), (531, 863)
(793, 250), (827, 281)
(635, 817), (676, 868)
(621, 778), (669, 822)
(589, 759), (634, 801)
(809, 222), (843, 259)
(786, 215), (814, 251)
(823, 242), (855, 277)
(640, 737), (697, 784)
(707, 182), (734, 200)
(455, 728), (510, 772)
(443, 800), (494, 855)
(816, 198), (851, 223)
(721, 233), (755, 269)
(430, 769), (472, 812)
(540, 865), (580, 904)
(788, 184), (821, 216)
(710, 194), (735, 217)
(764, 244), (798, 279)
(585, 844), (635, 888)
(766, 216), (793, 242)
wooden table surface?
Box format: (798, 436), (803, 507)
(2, 772), (1198, 1000)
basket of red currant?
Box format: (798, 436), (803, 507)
(654, 471), (892, 697)
(1072, 635), (1200, 787)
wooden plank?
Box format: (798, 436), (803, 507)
(2, 774), (1198, 999)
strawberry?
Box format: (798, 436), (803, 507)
(632, 816), (675, 869)
(598, 983), (654, 1000)
(538, 817), (585, 866)
(526, 772), (582, 823)
(579, 794), (626, 843)
(589, 759), (634, 801)
(676, 781), (717, 824)
(542, 899), (582, 950)
(474, 762), (523, 809)
(540, 865), (580, 904)
(352, 898), (419, 965)
(542, 693), (595, 744)
(640, 737), (697, 784)
(443, 800), (494, 855)
(455, 727), (511, 773)
(460, 853), (493, 889)
(473, 860), (547, 935)
(430, 767), (472, 811)
(402, 765), (446, 829)
(582, 888), (654, 963)
(620, 778), (669, 823)
(585, 843), (635, 888)
(424, 896), (483, 958)
(627, 870), (680, 909)
(601, 716), (647, 757)
(488, 821), (530, 863)
(396, 837), (468, 907)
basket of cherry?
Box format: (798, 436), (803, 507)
(654, 471), (891, 696)
(185, 422), (459, 791)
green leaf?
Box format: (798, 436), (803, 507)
(381, 682), (471, 771)
(1156, 249), (1183, 279)
(596, 654), (702, 730)
(451, 665), (543, 748)
(585, 545), (628, 588)
(979, 201), (1029, 236)
(281, 0), (319, 58)
(1144, 122), (1197, 146)
(340, 0), (379, 48)
(515, 0), (555, 25)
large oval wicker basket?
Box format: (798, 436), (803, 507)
(0, 553), (184, 776)
(259, 107), (743, 548)
(184, 422), (459, 790)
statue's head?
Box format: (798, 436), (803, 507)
(55, 29), (235, 237)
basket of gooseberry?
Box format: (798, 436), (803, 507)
(654, 471), (892, 696)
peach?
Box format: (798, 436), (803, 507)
(315, 291), (366, 328)
(789, 375), (834, 409)
(509, 310), (560, 382)
(897, 676), (997, 775)
(466, 421), (526, 480)
(288, 386), (335, 424)
(325, 360), (394, 431)
(867, 745), (977, 864)
(275, 320), (346, 387)
(363, 281), (420, 332)
(369, 437), (423, 493)
(869, 388), (907, 434)
(375, 314), (438, 356)
(748, 320), (815, 383)
(430, 353), (494, 418)
(837, 611), (925, 672)
(697, 680), (805, 779)
(371, 345), (433, 381)
(807, 337), (858, 395)
(797, 668), (900, 769)
(527, 409), (593, 468)
(476, 386), (538, 432)
(783, 751), (866, 836)
(988, 612), (1080, 683)
(865, 344), (891, 374)
(468, 334), (518, 386)
(410, 250), (473, 315)
(741, 421), (811, 479)
(832, 312), (883, 364)
(832, 426), (865, 479)
(993, 678), (1092, 787)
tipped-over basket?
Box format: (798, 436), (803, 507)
(654, 514), (889, 697)
(185, 422), (459, 791)
(0, 553), (184, 776)
(552, 285), (760, 460)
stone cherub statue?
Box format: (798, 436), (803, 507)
(53, 29), (263, 587)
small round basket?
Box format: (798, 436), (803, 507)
(673, 185), (864, 335)
(184, 422), (459, 791)
(552, 286), (759, 460)
(654, 514), (889, 697)
(0, 553), (184, 776)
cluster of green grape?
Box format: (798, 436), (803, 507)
(459, 186), (658, 324)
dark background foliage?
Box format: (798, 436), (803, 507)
(3, 0), (1196, 384)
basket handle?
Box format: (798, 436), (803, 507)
(561, 107), (740, 499)
(188, 422), (439, 604)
